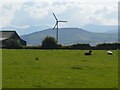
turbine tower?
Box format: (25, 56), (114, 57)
(53, 13), (67, 43)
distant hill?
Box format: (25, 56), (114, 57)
(1, 25), (51, 35)
(82, 24), (118, 33)
(2, 24), (118, 34)
(104, 29), (118, 33)
(20, 28), (118, 46)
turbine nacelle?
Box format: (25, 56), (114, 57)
(58, 21), (67, 22)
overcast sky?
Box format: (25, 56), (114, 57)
(0, 0), (119, 34)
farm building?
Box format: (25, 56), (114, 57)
(0, 31), (26, 48)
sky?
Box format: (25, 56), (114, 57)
(0, 0), (119, 35)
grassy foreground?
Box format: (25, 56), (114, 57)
(0, 49), (2, 89)
(2, 49), (118, 88)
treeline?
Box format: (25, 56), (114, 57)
(21, 43), (120, 50)
(92, 43), (120, 50)
(64, 43), (120, 50)
(3, 42), (120, 50)
(2, 36), (120, 50)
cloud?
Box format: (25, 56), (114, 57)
(24, 5), (49, 20)
(0, 1), (118, 29)
(64, 2), (118, 26)
(21, 2), (67, 20)
(0, 2), (25, 27)
(9, 24), (30, 29)
(19, 2), (50, 20)
(0, 5), (14, 28)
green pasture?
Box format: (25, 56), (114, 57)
(2, 49), (118, 88)
(0, 49), (2, 89)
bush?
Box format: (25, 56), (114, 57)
(41, 36), (58, 49)
(70, 44), (91, 50)
(95, 43), (119, 50)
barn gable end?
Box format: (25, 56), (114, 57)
(0, 31), (26, 48)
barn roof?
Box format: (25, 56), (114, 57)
(0, 31), (17, 41)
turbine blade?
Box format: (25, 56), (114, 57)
(58, 20), (67, 22)
(53, 22), (58, 29)
(53, 13), (58, 21)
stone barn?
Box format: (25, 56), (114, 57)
(0, 31), (26, 48)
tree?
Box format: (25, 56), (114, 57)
(41, 36), (58, 49)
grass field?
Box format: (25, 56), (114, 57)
(2, 49), (118, 88)
(0, 49), (2, 89)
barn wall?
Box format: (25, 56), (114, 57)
(10, 32), (27, 46)
(0, 41), (2, 48)
(20, 39), (26, 46)
(1, 36), (26, 48)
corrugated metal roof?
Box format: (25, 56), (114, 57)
(0, 31), (16, 41)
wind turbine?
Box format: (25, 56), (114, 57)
(53, 13), (67, 43)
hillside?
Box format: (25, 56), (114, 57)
(82, 24), (118, 33)
(20, 28), (118, 46)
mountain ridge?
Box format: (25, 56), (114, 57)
(20, 28), (118, 46)
(82, 24), (118, 33)
(1, 24), (118, 35)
